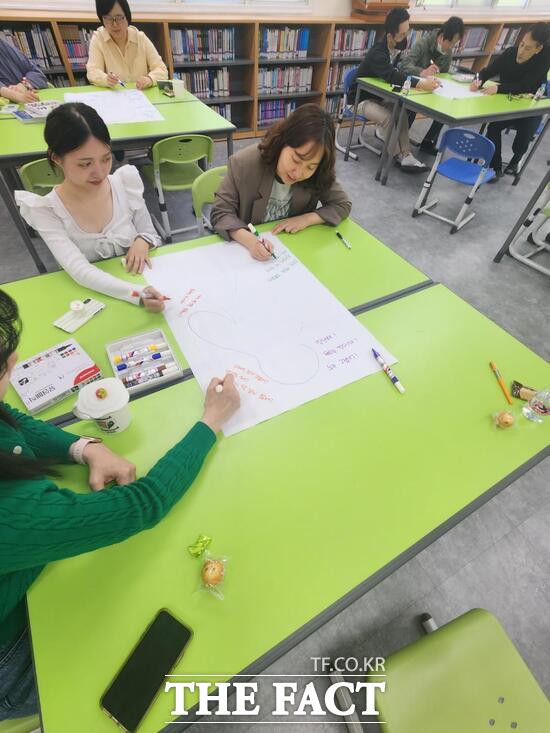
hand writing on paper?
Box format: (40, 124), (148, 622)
(231, 228), (273, 261)
(140, 286), (166, 313)
(201, 373), (241, 434)
(417, 77), (441, 92)
(83, 443), (136, 491)
(470, 79), (482, 92)
(421, 64), (439, 78)
(271, 213), (320, 235)
(105, 72), (120, 88)
(125, 237), (152, 275)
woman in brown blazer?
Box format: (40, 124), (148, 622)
(211, 104), (352, 261)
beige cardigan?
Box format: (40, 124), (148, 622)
(86, 25), (168, 86)
(211, 144), (352, 240)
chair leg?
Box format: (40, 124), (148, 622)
(413, 153), (441, 216)
(153, 168), (172, 242)
(450, 168), (487, 234)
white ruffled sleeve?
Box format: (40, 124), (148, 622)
(15, 190), (142, 305)
(114, 165), (162, 248)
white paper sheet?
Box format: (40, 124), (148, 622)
(433, 78), (482, 100)
(64, 89), (164, 124)
(145, 235), (397, 436)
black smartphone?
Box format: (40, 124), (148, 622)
(101, 609), (193, 732)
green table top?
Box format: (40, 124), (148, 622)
(357, 75), (550, 125)
(0, 98), (233, 162)
(38, 83), (198, 106)
(2, 218), (428, 421)
(26, 284), (549, 733)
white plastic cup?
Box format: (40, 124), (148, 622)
(172, 79), (186, 99)
(74, 378), (131, 433)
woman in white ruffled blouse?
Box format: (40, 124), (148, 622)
(15, 102), (167, 311)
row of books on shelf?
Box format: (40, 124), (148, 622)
(405, 29), (430, 51)
(173, 68), (230, 99)
(258, 99), (297, 125)
(60, 25), (93, 67)
(259, 27), (310, 60)
(210, 103), (232, 122)
(1, 25), (61, 69)
(456, 26), (489, 54)
(326, 63), (356, 93)
(495, 27), (521, 52)
(258, 66), (313, 95)
(325, 96), (343, 118)
(170, 28), (235, 63)
(332, 28), (377, 58)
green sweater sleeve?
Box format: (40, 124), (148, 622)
(0, 421), (216, 574)
(1, 403), (79, 462)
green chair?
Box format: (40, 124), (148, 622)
(191, 165), (227, 236)
(19, 158), (63, 196)
(375, 608), (550, 732)
(0, 715), (40, 733)
(142, 134), (214, 243)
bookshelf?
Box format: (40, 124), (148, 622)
(0, 10), (548, 138)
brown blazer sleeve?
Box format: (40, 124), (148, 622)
(210, 151), (250, 241)
(315, 179), (352, 226)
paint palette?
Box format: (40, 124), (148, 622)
(105, 329), (183, 395)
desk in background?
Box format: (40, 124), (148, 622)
(26, 283), (549, 732)
(345, 76), (550, 186)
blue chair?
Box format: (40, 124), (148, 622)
(334, 66), (381, 161)
(412, 128), (495, 234)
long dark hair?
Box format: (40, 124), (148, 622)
(258, 103), (336, 191)
(0, 290), (59, 481)
(45, 102), (111, 170)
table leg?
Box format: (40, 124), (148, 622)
(0, 169), (47, 274)
(493, 167), (550, 263)
(513, 117), (549, 187)
(227, 132), (233, 157)
(375, 98), (400, 182)
(344, 86), (361, 162)
(381, 101), (406, 186)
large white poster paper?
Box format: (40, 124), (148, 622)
(64, 89), (164, 124)
(145, 235), (397, 436)
(433, 78), (482, 100)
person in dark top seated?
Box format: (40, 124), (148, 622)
(471, 22), (550, 179)
(401, 16), (465, 155)
(353, 7), (439, 173)
(0, 37), (48, 105)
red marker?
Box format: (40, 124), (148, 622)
(131, 290), (171, 301)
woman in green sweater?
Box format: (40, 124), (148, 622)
(0, 289), (239, 721)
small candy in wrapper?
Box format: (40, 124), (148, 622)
(493, 410), (515, 429)
(511, 380), (538, 402)
(188, 533), (228, 600)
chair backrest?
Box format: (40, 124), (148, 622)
(440, 128), (495, 167)
(343, 66), (359, 94)
(192, 165), (227, 219)
(152, 134), (214, 168)
(19, 158), (64, 195)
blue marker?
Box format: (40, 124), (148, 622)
(372, 348), (405, 394)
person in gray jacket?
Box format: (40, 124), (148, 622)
(401, 17), (464, 155)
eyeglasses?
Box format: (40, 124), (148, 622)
(103, 14), (127, 25)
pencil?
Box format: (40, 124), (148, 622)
(489, 361), (513, 405)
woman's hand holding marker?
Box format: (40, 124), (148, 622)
(131, 286), (169, 313)
(201, 373), (240, 434)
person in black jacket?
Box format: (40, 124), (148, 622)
(471, 22), (550, 178)
(354, 8), (440, 173)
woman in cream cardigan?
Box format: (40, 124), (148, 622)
(87, 0), (168, 90)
